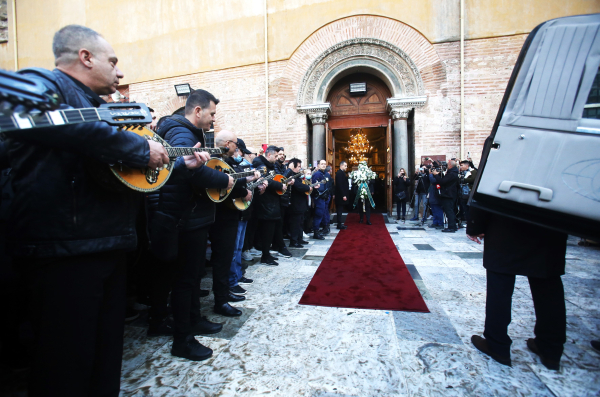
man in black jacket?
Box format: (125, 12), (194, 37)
(3, 25), (173, 397)
(287, 158), (316, 247)
(209, 131), (260, 313)
(334, 161), (350, 229)
(271, 147), (293, 258)
(433, 160), (459, 232)
(149, 89), (233, 362)
(467, 207), (567, 369)
(252, 146), (286, 265)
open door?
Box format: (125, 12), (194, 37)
(471, 14), (600, 239)
(326, 123), (334, 167)
(386, 119), (393, 217)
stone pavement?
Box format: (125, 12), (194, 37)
(120, 214), (600, 396)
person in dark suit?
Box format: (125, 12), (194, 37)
(467, 207), (567, 369)
(433, 160), (459, 232)
(288, 158), (316, 247)
(334, 161), (350, 229)
(393, 168), (410, 221)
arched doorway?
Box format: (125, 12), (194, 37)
(326, 73), (393, 212)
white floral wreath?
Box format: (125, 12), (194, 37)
(350, 161), (377, 201)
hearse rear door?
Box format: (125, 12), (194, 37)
(471, 14), (600, 239)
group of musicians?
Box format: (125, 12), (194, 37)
(0, 24), (355, 396)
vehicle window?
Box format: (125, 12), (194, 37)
(582, 67), (600, 120)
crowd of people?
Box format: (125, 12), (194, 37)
(1, 23), (594, 397)
(0, 24), (363, 396)
(392, 157), (478, 232)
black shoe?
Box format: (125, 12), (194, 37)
(261, 256), (279, 265)
(359, 218), (363, 223)
(591, 340), (600, 352)
(230, 285), (247, 295)
(320, 228), (330, 236)
(278, 247), (292, 258)
(471, 335), (511, 366)
(527, 338), (560, 370)
(199, 289), (210, 298)
(214, 302), (242, 317)
(171, 335), (213, 361)
(191, 316), (223, 335)
(289, 242), (304, 248)
(282, 234), (291, 239)
(336, 224), (347, 230)
(125, 307), (139, 322)
(239, 276), (253, 284)
(300, 240), (309, 245)
(312, 233), (325, 240)
(227, 292), (246, 302)
(366, 221), (372, 225)
(147, 317), (173, 337)
(442, 228), (457, 233)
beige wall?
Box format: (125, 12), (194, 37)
(2, 0), (599, 82)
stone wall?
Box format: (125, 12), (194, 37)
(129, 21), (527, 168)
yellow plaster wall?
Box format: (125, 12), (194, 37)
(2, 0), (599, 84)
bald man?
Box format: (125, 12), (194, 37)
(210, 131), (259, 315)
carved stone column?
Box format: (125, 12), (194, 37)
(387, 96), (427, 176)
(297, 103), (331, 166)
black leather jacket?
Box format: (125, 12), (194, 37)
(252, 156), (284, 220)
(434, 166), (459, 200)
(4, 68), (150, 258)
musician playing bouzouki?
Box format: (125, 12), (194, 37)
(1, 25), (203, 397)
(147, 89), (234, 362)
(209, 130), (260, 315)
(288, 158), (319, 248)
(252, 145), (287, 265)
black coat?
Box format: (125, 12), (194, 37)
(434, 166), (459, 200)
(252, 156), (284, 220)
(289, 176), (311, 214)
(334, 169), (349, 206)
(414, 172), (431, 194)
(4, 68), (150, 258)
(393, 176), (410, 199)
(147, 116), (230, 231)
(467, 207), (567, 278)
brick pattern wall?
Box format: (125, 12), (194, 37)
(127, 14), (527, 168)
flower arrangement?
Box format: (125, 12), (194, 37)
(350, 161), (377, 201)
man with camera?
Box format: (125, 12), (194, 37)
(432, 159), (459, 232)
(458, 159), (478, 227)
(409, 165), (430, 221)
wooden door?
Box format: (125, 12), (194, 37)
(386, 119), (393, 217)
(326, 123), (334, 167)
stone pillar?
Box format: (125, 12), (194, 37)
(309, 112), (328, 167)
(389, 107), (411, 176)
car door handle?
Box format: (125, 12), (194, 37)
(498, 181), (553, 201)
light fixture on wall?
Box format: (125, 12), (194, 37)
(349, 82), (367, 96)
(174, 83), (193, 96)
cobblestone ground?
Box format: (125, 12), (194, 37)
(121, 213), (600, 396)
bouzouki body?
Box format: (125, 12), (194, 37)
(273, 174), (288, 195)
(109, 126), (175, 192)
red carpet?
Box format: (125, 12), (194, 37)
(299, 213), (429, 312)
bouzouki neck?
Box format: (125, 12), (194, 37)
(165, 147), (224, 158)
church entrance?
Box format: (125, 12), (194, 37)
(324, 73), (394, 214)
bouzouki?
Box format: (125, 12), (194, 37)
(227, 171), (276, 211)
(0, 69), (61, 112)
(273, 171), (304, 195)
(205, 158), (266, 203)
(303, 177), (328, 195)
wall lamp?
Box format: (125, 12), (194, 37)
(174, 83), (193, 96)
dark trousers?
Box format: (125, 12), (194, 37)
(336, 202), (345, 226)
(313, 198), (328, 232)
(289, 212), (304, 243)
(21, 251), (127, 397)
(272, 205), (287, 251)
(171, 227), (208, 342)
(304, 208), (313, 233)
(440, 197), (457, 229)
(484, 270), (566, 360)
(259, 219), (277, 259)
(396, 199), (407, 219)
(358, 199), (371, 222)
(209, 219), (239, 304)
